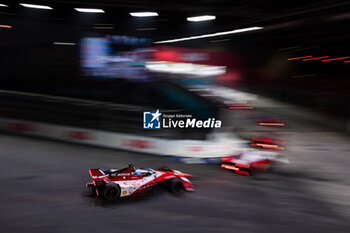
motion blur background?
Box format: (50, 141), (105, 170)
(0, 1), (349, 233)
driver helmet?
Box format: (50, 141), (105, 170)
(134, 169), (141, 176)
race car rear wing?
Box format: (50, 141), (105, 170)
(89, 169), (107, 179)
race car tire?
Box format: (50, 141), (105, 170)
(169, 178), (184, 193)
(103, 185), (121, 201)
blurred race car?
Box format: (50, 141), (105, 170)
(86, 164), (193, 200)
(221, 150), (289, 176)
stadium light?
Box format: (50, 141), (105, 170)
(74, 8), (104, 13)
(154, 26), (263, 44)
(20, 3), (53, 10)
(187, 15), (216, 22)
(130, 12), (158, 17)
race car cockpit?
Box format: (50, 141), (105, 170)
(104, 164), (135, 177)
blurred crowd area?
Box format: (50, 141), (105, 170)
(0, 0), (349, 137)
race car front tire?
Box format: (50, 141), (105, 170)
(169, 178), (184, 193)
(103, 185), (121, 200)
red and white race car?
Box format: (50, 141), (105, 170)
(86, 164), (194, 200)
(221, 150), (289, 176)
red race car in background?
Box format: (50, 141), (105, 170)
(86, 164), (194, 200)
(221, 150), (289, 176)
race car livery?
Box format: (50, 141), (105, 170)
(86, 164), (193, 200)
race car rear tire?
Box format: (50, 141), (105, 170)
(169, 178), (184, 193)
(103, 185), (120, 201)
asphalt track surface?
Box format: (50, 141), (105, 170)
(0, 97), (349, 233)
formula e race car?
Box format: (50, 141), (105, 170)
(221, 150), (289, 176)
(86, 164), (194, 200)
